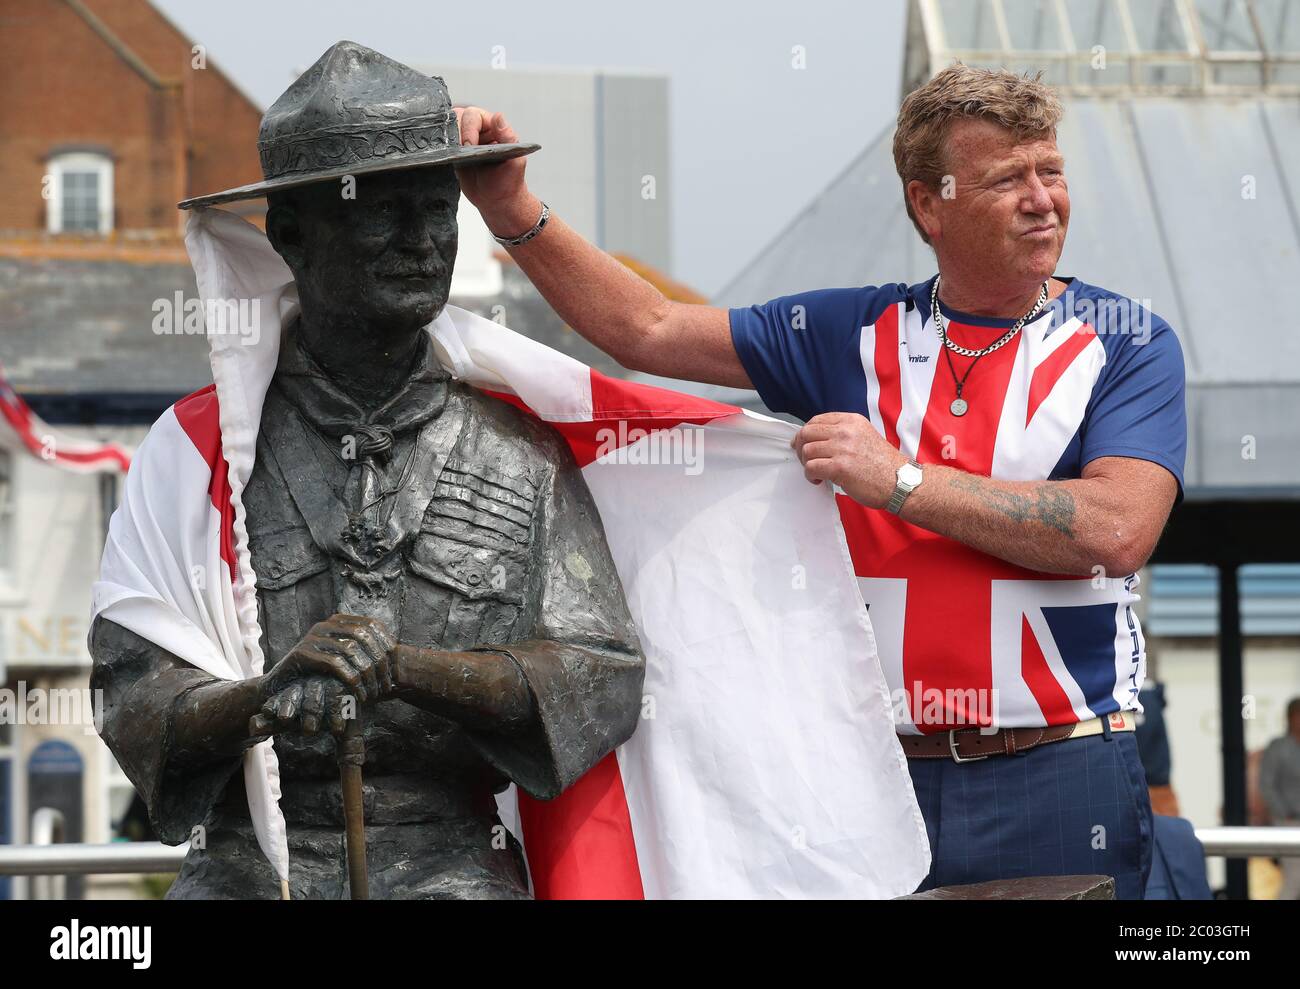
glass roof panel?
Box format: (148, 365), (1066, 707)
(1195, 0), (1264, 52)
(1253, 0), (1300, 53)
(1000, 0), (1068, 51)
(1065, 0), (1136, 53)
(915, 0), (1299, 91)
(938, 0), (1004, 49)
(1127, 0), (1193, 52)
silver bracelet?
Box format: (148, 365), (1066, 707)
(493, 201), (550, 247)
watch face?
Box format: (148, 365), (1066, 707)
(899, 463), (923, 487)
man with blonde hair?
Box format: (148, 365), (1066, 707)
(455, 62), (1186, 899)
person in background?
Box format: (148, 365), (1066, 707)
(1132, 673), (1212, 899)
(1259, 697), (1300, 899)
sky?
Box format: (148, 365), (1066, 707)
(153, 0), (909, 296)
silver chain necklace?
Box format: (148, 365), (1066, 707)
(930, 275), (1049, 416)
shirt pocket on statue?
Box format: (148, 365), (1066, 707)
(251, 524), (330, 590)
(248, 524), (332, 663)
(406, 460), (541, 649)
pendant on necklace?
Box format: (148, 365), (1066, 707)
(950, 397), (969, 417)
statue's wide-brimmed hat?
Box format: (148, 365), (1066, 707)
(178, 41), (538, 210)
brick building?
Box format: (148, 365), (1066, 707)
(0, 0), (264, 238)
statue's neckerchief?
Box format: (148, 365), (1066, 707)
(261, 319), (465, 575)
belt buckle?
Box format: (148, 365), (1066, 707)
(948, 727), (989, 763)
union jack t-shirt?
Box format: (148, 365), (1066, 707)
(730, 274), (1187, 734)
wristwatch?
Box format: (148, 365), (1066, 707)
(887, 459), (924, 515)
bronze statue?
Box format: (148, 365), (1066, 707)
(90, 41), (645, 899)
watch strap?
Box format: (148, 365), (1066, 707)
(887, 459), (922, 515)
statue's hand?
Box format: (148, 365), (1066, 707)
(249, 676), (352, 740)
(262, 614), (396, 706)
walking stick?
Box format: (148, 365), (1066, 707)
(338, 716), (369, 899)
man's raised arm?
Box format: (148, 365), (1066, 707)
(455, 106), (751, 389)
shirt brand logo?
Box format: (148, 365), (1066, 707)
(900, 341), (929, 363)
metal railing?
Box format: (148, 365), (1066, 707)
(1195, 826), (1300, 859)
(1, 827), (1299, 881)
(0, 841), (188, 876)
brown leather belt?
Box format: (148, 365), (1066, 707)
(898, 711), (1136, 762)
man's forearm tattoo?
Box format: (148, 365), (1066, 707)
(948, 473), (1077, 538)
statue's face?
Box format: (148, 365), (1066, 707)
(268, 166), (459, 337)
